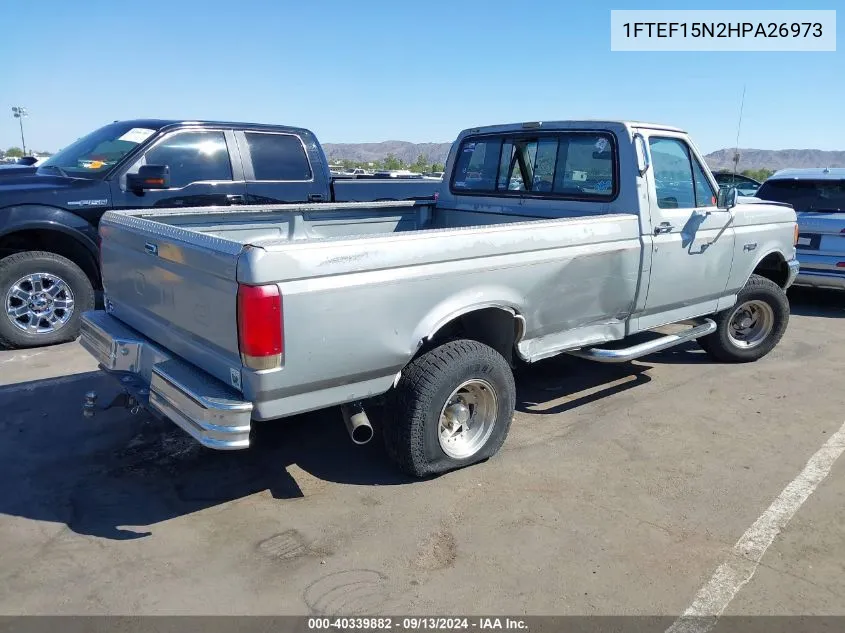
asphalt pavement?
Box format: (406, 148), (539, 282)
(0, 288), (843, 617)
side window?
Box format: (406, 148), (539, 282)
(691, 157), (717, 207)
(245, 132), (312, 181)
(143, 131), (232, 188)
(648, 137), (696, 209)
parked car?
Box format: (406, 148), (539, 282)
(755, 167), (845, 290)
(0, 119), (441, 349)
(78, 120), (798, 477)
(712, 171), (761, 197)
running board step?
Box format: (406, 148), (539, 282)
(567, 319), (717, 363)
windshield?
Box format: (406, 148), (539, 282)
(39, 122), (161, 178)
(756, 178), (845, 212)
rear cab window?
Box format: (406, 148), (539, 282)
(756, 178), (845, 212)
(450, 131), (618, 200)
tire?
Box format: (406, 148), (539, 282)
(697, 274), (789, 363)
(0, 251), (95, 349)
(384, 339), (516, 477)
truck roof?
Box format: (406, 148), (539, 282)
(111, 118), (316, 137)
(768, 167), (845, 181)
(458, 120), (686, 136)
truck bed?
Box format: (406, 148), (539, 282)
(107, 199), (561, 244)
(97, 200), (641, 418)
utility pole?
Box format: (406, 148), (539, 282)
(11, 106), (28, 156)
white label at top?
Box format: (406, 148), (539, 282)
(611, 10), (836, 52)
(118, 128), (156, 144)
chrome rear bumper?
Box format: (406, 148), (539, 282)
(79, 310), (252, 449)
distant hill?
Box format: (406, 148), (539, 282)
(321, 141), (845, 172)
(323, 141), (452, 165)
(321, 141), (452, 165)
(703, 148), (845, 172)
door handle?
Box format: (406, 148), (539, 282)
(226, 194), (246, 204)
(654, 222), (674, 235)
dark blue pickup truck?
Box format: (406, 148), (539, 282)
(0, 119), (441, 348)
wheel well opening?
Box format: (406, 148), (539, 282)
(752, 253), (788, 288)
(421, 307), (522, 365)
(0, 230), (100, 289)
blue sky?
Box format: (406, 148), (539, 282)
(1, 0), (842, 154)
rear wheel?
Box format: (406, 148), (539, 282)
(697, 274), (789, 363)
(0, 251), (95, 349)
(384, 339), (516, 477)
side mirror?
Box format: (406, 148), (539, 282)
(717, 186), (738, 210)
(127, 165), (170, 193)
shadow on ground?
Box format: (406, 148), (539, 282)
(0, 357), (649, 541)
(0, 371), (413, 541)
(515, 354), (653, 415)
(788, 287), (844, 318)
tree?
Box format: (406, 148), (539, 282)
(741, 168), (774, 182)
(410, 154), (429, 173)
(5, 147), (23, 158)
(382, 154), (404, 171)
(431, 163), (445, 173)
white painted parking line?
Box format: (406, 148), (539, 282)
(667, 420), (845, 633)
(0, 351), (44, 365)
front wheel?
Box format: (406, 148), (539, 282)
(384, 339), (516, 477)
(697, 274), (790, 363)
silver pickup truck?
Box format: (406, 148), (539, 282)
(78, 120), (800, 477)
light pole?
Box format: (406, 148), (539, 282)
(11, 106), (28, 156)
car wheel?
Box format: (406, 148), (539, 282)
(0, 251), (95, 349)
(697, 274), (789, 363)
(384, 338), (516, 477)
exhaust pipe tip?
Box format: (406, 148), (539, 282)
(351, 423), (374, 445)
(341, 402), (374, 445)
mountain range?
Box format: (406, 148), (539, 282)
(322, 141), (453, 166)
(322, 141), (845, 172)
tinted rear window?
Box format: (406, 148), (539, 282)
(756, 178), (845, 211)
(245, 132), (312, 181)
(451, 132), (617, 200)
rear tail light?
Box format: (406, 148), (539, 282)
(237, 283), (283, 370)
(837, 262), (845, 268)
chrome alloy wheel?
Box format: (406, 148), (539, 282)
(727, 299), (774, 349)
(5, 272), (75, 334)
(438, 379), (498, 459)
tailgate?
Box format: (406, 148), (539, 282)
(98, 211), (246, 389)
(796, 212), (845, 255)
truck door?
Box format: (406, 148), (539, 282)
(235, 131), (320, 204)
(639, 131), (736, 323)
(110, 129), (247, 209)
